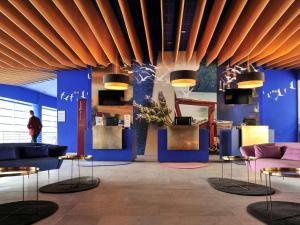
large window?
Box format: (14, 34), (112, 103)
(42, 106), (57, 144)
(0, 97), (32, 143)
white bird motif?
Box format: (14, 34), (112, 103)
(135, 74), (154, 84)
(60, 92), (65, 100)
(267, 93), (271, 98)
(290, 81), (296, 90)
(64, 95), (69, 101)
(81, 91), (86, 99)
(87, 73), (92, 79)
(179, 87), (194, 98)
(284, 88), (287, 93)
(277, 89), (284, 97)
(69, 93), (74, 102)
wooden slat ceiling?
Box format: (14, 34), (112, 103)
(0, 0), (299, 85)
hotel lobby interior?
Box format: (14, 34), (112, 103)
(0, 0), (300, 224)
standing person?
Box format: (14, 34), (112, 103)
(27, 110), (42, 143)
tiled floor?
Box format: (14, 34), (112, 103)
(0, 156), (299, 225)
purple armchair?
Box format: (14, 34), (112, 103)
(240, 143), (300, 172)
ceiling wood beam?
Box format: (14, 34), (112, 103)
(206, 0), (247, 65)
(0, 43), (39, 69)
(267, 55), (300, 69)
(280, 60), (300, 68)
(96, 0), (131, 66)
(0, 12), (67, 69)
(53, 0), (109, 66)
(230, 0), (294, 65)
(30, 0), (97, 67)
(140, 0), (153, 64)
(250, 15), (300, 63)
(118, 0), (143, 65)
(218, 0), (269, 66)
(0, 29), (58, 70)
(248, 1), (300, 63)
(257, 29), (300, 66)
(195, 0), (226, 64)
(174, 0), (185, 63)
(186, 0), (207, 62)
(266, 45), (300, 66)
(9, 0), (85, 67)
(286, 63), (300, 69)
(74, 0), (120, 66)
(0, 1), (76, 68)
(0, 51), (29, 68)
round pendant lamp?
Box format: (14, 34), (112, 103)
(103, 73), (129, 90)
(236, 71), (264, 89)
(170, 70), (196, 87)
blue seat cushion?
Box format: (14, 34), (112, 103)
(0, 147), (17, 161)
(22, 145), (49, 158)
(0, 157), (61, 171)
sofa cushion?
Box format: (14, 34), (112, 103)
(0, 147), (16, 161)
(22, 145), (49, 158)
(248, 158), (300, 171)
(254, 145), (282, 159)
(240, 143), (275, 157)
(281, 147), (300, 161)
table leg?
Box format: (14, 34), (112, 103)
(22, 175), (25, 201)
(221, 160), (224, 180)
(71, 159), (73, 185)
(247, 162), (250, 185)
(36, 171), (39, 201)
(265, 173), (269, 214)
(92, 157), (94, 184)
(269, 174), (273, 220)
(255, 160), (257, 184)
(78, 159), (81, 185)
(230, 162), (233, 180)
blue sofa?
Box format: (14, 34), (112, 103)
(0, 143), (67, 171)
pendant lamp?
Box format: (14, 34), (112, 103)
(236, 71), (264, 89)
(103, 73), (129, 90)
(170, 70), (196, 87)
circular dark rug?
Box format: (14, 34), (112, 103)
(247, 201), (300, 225)
(207, 177), (275, 196)
(0, 200), (58, 225)
(39, 176), (100, 194)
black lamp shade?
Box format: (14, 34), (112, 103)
(170, 70), (196, 87)
(103, 73), (129, 90)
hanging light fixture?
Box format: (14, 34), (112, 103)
(236, 71), (264, 89)
(103, 73), (129, 90)
(170, 70), (196, 87)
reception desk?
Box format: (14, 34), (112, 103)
(219, 125), (275, 157)
(90, 126), (133, 161)
(158, 127), (209, 162)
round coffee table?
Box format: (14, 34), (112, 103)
(0, 167), (39, 201)
(58, 154), (93, 185)
(261, 167), (300, 220)
(222, 156), (257, 184)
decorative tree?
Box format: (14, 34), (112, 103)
(134, 91), (173, 127)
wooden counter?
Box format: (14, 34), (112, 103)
(167, 125), (199, 150)
(93, 126), (122, 149)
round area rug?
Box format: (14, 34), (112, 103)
(0, 200), (58, 225)
(207, 177), (275, 196)
(160, 163), (208, 169)
(39, 176), (100, 194)
(79, 161), (131, 167)
(247, 201), (300, 225)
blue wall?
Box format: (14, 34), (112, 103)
(259, 69), (298, 142)
(57, 68), (92, 152)
(0, 84), (57, 108)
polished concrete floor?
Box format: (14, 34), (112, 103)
(0, 157), (300, 225)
